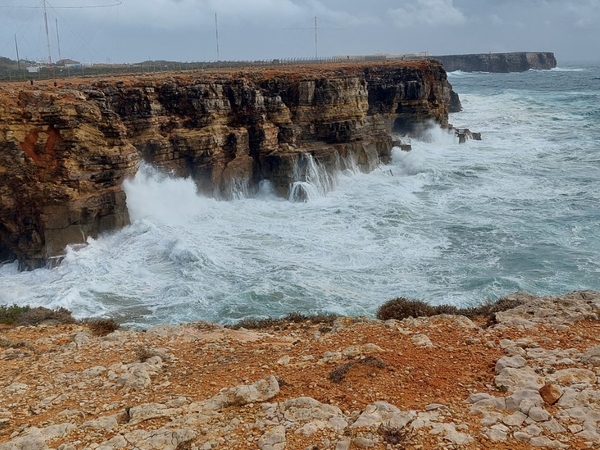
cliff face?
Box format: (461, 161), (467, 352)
(433, 52), (557, 73)
(0, 60), (458, 268)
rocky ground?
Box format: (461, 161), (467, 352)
(1, 291), (600, 450)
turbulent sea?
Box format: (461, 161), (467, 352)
(1, 63), (599, 327)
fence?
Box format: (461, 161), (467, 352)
(0, 54), (426, 82)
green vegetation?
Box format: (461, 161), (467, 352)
(0, 304), (32, 325)
(376, 296), (524, 323)
(0, 304), (76, 326)
(0, 304), (120, 335)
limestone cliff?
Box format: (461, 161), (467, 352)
(433, 52), (557, 73)
(0, 60), (459, 268)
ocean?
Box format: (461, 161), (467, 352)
(1, 63), (599, 327)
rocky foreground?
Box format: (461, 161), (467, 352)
(1, 291), (600, 450)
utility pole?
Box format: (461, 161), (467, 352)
(286, 16), (340, 59)
(55, 19), (62, 63)
(42, 0), (54, 76)
(314, 16), (318, 58)
(214, 13), (220, 62)
(14, 35), (21, 72)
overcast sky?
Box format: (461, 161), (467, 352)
(0, 0), (597, 64)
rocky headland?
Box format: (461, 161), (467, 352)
(1, 291), (600, 449)
(433, 52), (557, 73)
(0, 60), (460, 269)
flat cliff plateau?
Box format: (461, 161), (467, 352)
(0, 60), (460, 269)
(433, 52), (557, 73)
(1, 291), (600, 449)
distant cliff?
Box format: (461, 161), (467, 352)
(0, 60), (460, 268)
(433, 52), (557, 73)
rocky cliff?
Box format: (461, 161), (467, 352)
(0, 60), (459, 268)
(433, 52), (557, 73)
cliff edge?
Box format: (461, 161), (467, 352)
(433, 52), (557, 73)
(0, 60), (460, 268)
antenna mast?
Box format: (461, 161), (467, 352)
(314, 16), (318, 58)
(14, 35), (21, 72)
(55, 18), (62, 63)
(214, 13), (220, 62)
(42, 0), (53, 75)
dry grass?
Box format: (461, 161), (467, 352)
(134, 345), (158, 362)
(229, 312), (338, 330)
(329, 356), (386, 383)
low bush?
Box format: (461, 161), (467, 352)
(0, 305), (31, 325)
(377, 296), (524, 322)
(376, 297), (436, 321)
(0, 305), (76, 326)
(229, 312), (338, 330)
(82, 318), (120, 336)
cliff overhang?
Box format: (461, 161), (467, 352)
(0, 60), (460, 268)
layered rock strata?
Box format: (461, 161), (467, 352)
(433, 52), (557, 73)
(0, 61), (458, 268)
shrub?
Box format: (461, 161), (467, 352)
(229, 312), (339, 330)
(0, 305), (31, 325)
(134, 345), (157, 362)
(376, 297), (436, 321)
(82, 318), (120, 336)
(377, 296), (524, 323)
(0, 306), (76, 326)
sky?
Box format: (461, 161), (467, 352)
(0, 0), (598, 64)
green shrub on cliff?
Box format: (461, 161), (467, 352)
(376, 296), (523, 322)
(376, 297), (437, 321)
(0, 304), (76, 326)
